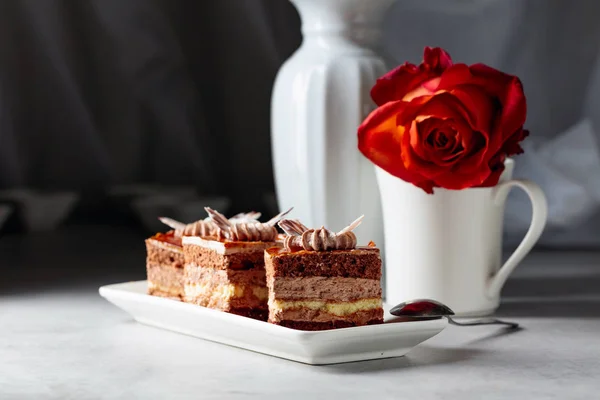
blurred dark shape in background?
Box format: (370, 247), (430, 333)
(0, 0), (301, 234)
(0, 0), (599, 248)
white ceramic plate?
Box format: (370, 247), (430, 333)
(99, 281), (447, 365)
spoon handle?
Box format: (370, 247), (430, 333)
(448, 317), (519, 329)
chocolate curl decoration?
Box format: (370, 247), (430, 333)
(205, 207), (293, 242)
(278, 215), (364, 251)
(159, 212), (261, 238)
(159, 217), (216, 237)
(277, 219), (309, 236)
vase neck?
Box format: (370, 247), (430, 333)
(291, 0), (395, 48)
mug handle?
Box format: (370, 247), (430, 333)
(486, 179), (548, 298)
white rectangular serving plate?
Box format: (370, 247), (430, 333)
(99, 280), (447, 365)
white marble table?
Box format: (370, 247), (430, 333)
(1, 228), (599, 399)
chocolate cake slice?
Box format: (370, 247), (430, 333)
(181, 207), (291, 320)
(265, 217), (384, 330)
(146, 232), (185, 300)
(146, 212), (261, 301)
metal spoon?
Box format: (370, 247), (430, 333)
(389, 299), (520, 329)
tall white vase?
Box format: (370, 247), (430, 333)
(271, 0), (395, 245)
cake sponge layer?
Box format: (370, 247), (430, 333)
(183, 264), (268, 317)
(269, 306), (383, 329)
(276, 318), (382, 331)
(147, 263), (184, 298)
(146, 236), (184, 268)
(183, 243), (270, 270)
(146, 236), (185, 300)
(267, 276), (381, 301)
(265, 248), (381, 279)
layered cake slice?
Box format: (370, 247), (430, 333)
(265, 217), (384, 330)
(181, 207), (291, 320)
(146, 212), (260, 300)
(146, 231), (186, 300)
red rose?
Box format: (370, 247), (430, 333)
(358, 47), (528, 194)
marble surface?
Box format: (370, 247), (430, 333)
(1, 228), (600, 399)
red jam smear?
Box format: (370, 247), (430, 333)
(151, 231), (182, 247)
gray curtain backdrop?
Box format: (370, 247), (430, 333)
(0, 0), (599, 246)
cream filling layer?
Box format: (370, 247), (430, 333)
(148, 281), (182, 295)
(184, 282), (268, 301)
(185, 263), (266, 286)
(269, 298), (382, 316)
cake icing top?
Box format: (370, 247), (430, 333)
(159, 211), (262, 238)
(278, 216), (364, 251)
(205, 207), (292, 242)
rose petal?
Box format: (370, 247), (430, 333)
(447, 129), (463, 156)
(455, 131), (489, 173)
(402, 120), (445, 179)
(423, 47), (453, 72)
(421, 119), (455, 149)
(416, 118), (461, 164)
(501, 128), (529, 156)
(435, 63), (527, 161)
(434, 112), (487, 175)
(396, 93), (484, 172)
(432, 151), (498, 189)
(469, 63), (527, 141)
(447, 84), (495, 135)
(429, 119), (470, 166)
(402, 78), (441, 102)
(433, 166), (493, 190)
(358, 101), (432, 190)
(449, 117), (474, 154)
(412, 91), (493, 175)
(419, 114), (487, 175)
(371, 47), (454, 106)
(404, 118), (469, 179)
(401, 92), (472, 128)
(410, 120), (432, 161)
(370, 62), (427, 106)
(436, 64), (473, 90)
(432, 144), (462, 165)
(478, 152), (507, 187)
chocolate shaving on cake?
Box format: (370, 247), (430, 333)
(277, 219), (309, 236)
(159, 212), (261, 238)
(159, 217), (215, 237)
(205, 207), (293, 242)
(278, 215), (364, 251)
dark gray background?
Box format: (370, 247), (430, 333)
(0, 0), (599, 247)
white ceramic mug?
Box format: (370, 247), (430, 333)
(376, 159), (548, 316)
